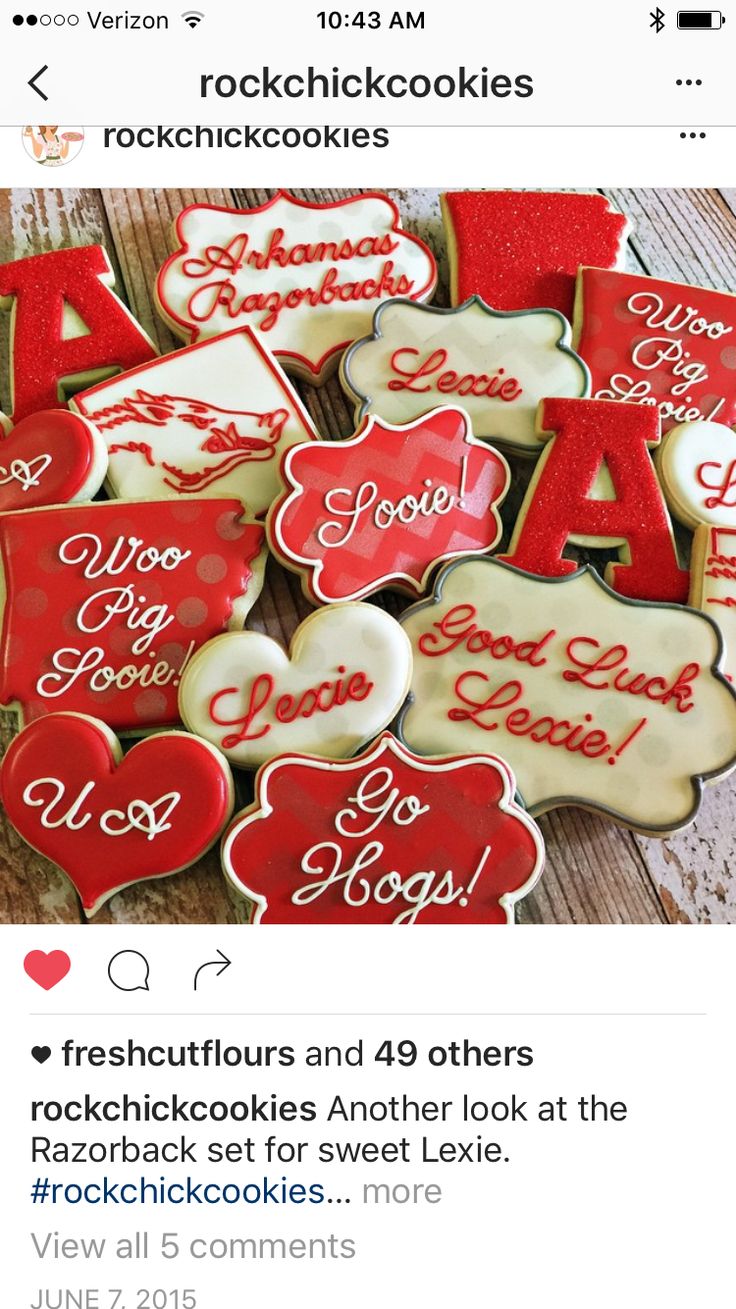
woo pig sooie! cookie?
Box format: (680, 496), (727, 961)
(398, 558), (736, 835)
(222, 733), (545, 925)
(155, 191), (437, 383)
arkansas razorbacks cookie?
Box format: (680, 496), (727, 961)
(178, 604), (413, 769)
(657, 419), (736, 530)
(501, 396), (690, 603)
(155, 191), (437, 383)
(339, 296), (590, 454)
(0, 410), (108, 511)
(0, 498), (266, 731)
(267, 407), (510, 603)
(72, 327), (318, 515)
(221, 732), (544, 924)
(574, 267), (736, 433)
(441, 191), (629, 320)
(397, 557), (736, 836)
(0, 713), (234, 916)
(690, 525), (736, 685)
(0, 245), (157, 423)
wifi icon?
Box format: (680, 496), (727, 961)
(182, 9), (204, 27)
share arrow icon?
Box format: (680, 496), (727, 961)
(193, 949), (232, 991)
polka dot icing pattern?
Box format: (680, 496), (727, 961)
(155, 191), (437, 384)
(398, 557), (736, 836)
(0, 498), (266, 732)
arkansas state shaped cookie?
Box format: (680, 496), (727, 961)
(398, 557), (736, 835)
(0, 713), (234, 916)
(339, 296), (590, 454)
(178, 604), (413, 769)
(156, 191), (437, 383)
(0, 245), (157, 423)
(0, 410), (108, 511)
(574, 267), (736, 433)
(0, 498), (266, 732)
(72, 327), (317, 515)
(441, 191), (629, 320)
(268, 407), (510, 603)
(221, 732), (544, 924)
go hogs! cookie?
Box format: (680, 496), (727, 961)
(72, 327), (318, 516)
(0, 410), (108, 511)
(221, 732), (545, 924)
(441, 191), (629, 321)
(0, 245), (157, 423)
(0, 713), (234, 917)
(155, 191), (437, 384)
(658, 419), (736, 530)
(267, 407), (510, 603)
(339, 296), (590, 455)
(178, 603), (413, 770)
(0, 497), (266, 732)
(398, 557), (736, 836)
(574, 267), (736, 433)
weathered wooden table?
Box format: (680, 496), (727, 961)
(0, 185), (733, 925)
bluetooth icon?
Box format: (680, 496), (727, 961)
(650, 6), (666, 30)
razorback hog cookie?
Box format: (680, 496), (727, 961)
(690, 525), (736, 685)
(657, 419), (736, 530)
(339, 296), (590, 454)
(441, 191), (629, 321)
(72, 327), (318, 516)
(0, 498), (266, 732)
(0, 410), (108, 511)
(155, 191), (437, 384)
(398, 557), (736, 836)
(0, 245), (157, 423)
(574, 267), (736, 434)
(221, 731), (544, 924)
(0, 713), (234, 917)
(178, 603), (412, 770)
(501, 396), (690, 603)
(268, 407), (510, 603)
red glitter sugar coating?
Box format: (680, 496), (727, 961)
(443, 191), (628, 320)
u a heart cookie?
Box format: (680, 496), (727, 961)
(221, 732), (545, 925)
(0, 713), (234, 917)
(0, 410), (108, 511)
(178, 604), (413, 769)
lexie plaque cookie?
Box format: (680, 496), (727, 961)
(221, 732), (545, 924)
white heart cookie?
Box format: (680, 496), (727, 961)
(178, 603), (413, 769)
(658, 419), (736, 529)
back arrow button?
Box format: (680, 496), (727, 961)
(28, 66), (49, 101)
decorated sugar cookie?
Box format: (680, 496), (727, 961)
(72, 327), (318, 515)
(222, 732), (544, 924)
(690, 525), (736, 684)
(0, 498), (266, 732)
(501, 396), (689, 603)
(398, 557), (736, 836)
(574, 267), (736, 433)
(0, 713), (234, 916)
(178, 604), (413, 769)
(658, 419), (736, 529)
(0, 410), (108, 512)
(155, 191), (437, 383)
(441, 191), (629, 320)
(339, 296), (590, 454)
(0, 245), (157, 423)
(268, 407), (510, 603)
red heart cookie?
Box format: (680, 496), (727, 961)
(1, 713), (234, 916)
(0, 410), (108, 511)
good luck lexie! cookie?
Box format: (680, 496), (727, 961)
(398, 557), (736, 836)
(155, 191), (437, 383)
(0, 410), (108, 511)
(441, 191), (629, 321)
(0, 713), (234, 917)
(0, 498), (266, 732)
(339, 296), (590, 454)
(178, 604), (413, 769)
(268, 407), (510, 603)
(221, 732), (545, 924)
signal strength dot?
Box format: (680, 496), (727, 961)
(182, 9), (205, 27)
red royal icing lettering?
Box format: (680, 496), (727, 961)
(387, 347), (523, 402)
(209, 666), (375, 749)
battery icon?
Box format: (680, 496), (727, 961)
(677, 10), (725, 26)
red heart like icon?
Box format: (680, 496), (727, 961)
(0, 410), (107, 511)
(23, 949), (71, 990)
(2, 714), (235, 916)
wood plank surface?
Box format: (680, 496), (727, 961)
(0, 186), (733, 925)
